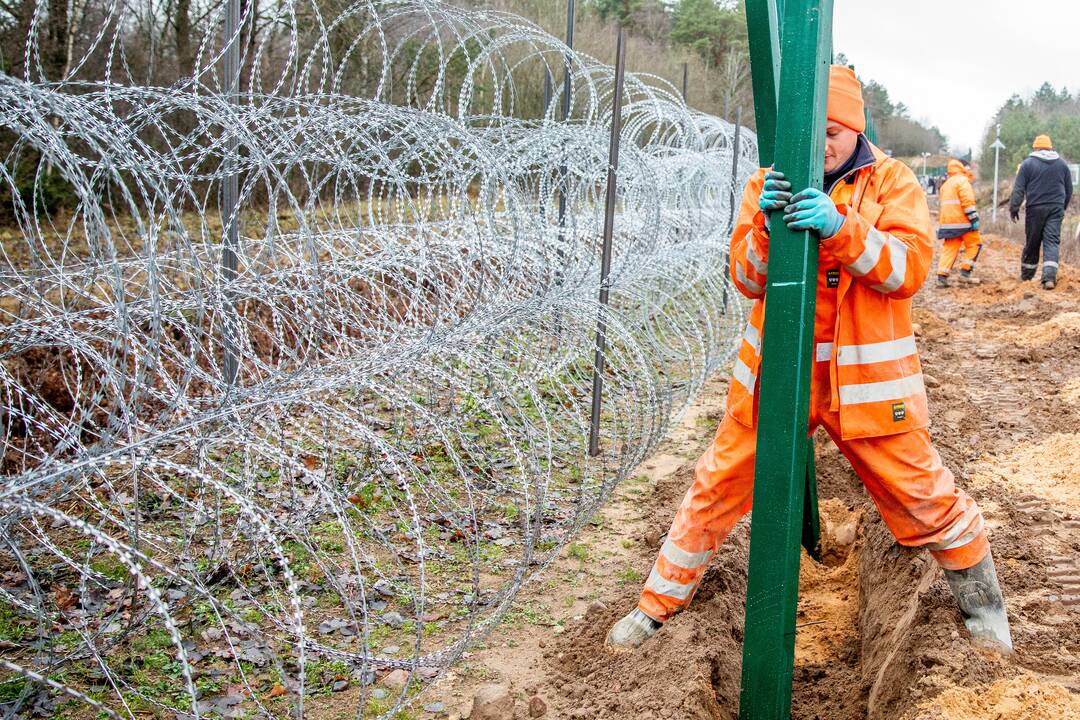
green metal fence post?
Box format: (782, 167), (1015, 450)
(802, 445), (821, 561)
(744, 0), (781, 166)
(738, 0), (833, 716)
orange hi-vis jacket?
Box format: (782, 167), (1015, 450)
(728, 143), (933, 440)
(938, 159), (979, 239)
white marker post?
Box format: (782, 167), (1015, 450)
(991, 124), (1005, 223)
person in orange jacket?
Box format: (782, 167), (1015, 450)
(607, 66), (1012, 654)
(936, 159), (982, 286)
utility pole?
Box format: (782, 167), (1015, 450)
(991, 124), (1005, 223)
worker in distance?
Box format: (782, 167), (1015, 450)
(1009, 134), (1073, 290)
(607, 66), (1012, 655)
(935, 158), (983, 287)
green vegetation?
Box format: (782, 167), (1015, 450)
(567, 542), (590, 561)
(980, 83), (1080, 181)
(0, 604), (30, 642)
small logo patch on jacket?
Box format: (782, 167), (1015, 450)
(892, 402), (906, 422)
(826, 269), (840, 288)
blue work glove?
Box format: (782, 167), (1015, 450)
(759, 171), (793, 214)
(783, 188), (845, 238)
(971, 219), (980, 231)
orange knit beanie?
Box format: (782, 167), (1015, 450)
(827, 65), (866, 133)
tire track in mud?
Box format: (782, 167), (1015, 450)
(1017, 496), (1080, 608)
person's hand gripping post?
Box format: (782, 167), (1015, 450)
(783, 186), (845, 238)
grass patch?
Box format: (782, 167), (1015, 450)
(567, 543), (589, 561)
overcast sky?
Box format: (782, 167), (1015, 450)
(833, 0), (1080, 157)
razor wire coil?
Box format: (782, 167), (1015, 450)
(0, 0), (757, 716)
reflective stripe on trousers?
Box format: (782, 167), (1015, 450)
(637, 363), (988, 623)
(938, 231), (982, 276)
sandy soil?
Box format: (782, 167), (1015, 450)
(409, 234), (1080, 720)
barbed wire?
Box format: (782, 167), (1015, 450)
(0, 0), (757, 716)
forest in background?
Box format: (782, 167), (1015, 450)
(979, 82), (1079, 181)
(0, 0), (956, 217)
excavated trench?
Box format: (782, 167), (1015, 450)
(541, 237), (1080, 719)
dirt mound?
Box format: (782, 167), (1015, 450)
(546, 463), (749, 720)
(1011, 311), (1080, 347)
(975, 433), (1080, 511)
(908, 674), (1080, 719)
(856, 517), (1011, 720)
(1063, 377), (1080, 404)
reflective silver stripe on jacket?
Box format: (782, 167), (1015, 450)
(733, 357), (757, 394)
(870, 233), (909, 293)
(644, 567), (696, 600)
(1045, 261), (1059, 268)
(736, 262), (763, 295)
(836, 335), (917, 366)
(745, 233), (769, 275)
(815, 342), (833, 362)
(743, 321), (761, 354)
(838, 373), (924, 406)
(847, 226), (887, 276)
(660, 538), (713, 570)
(939, 223), (972, 230)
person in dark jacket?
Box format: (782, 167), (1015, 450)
(1009, 134), (1073, 289)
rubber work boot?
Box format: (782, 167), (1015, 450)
(958, 271), (981, 286)
(606, 608), (662, 651)
(936, 275), (950, 288)
(1043, 279), (1056, 290)
(942, 552), (1013, 653)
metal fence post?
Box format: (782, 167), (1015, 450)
(221, 0), (241, 388)
(557, 0), (575, 240)
(543, 68), (553, 118)
(738, 0), (833, 716)
(723, 106), (743, 317)
(744, 0), (781, 166)
(587, 26), (626, 458)
(681, 62), (688, 104)
(729, 106), (742, 232)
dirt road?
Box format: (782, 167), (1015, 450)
(420, 234), (1080, 719)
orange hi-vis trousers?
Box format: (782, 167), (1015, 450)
(637, 361), (989, 623)
(937, 230), (982, 277)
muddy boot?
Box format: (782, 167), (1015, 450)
(606, 608), (662, 651)
(958, 270), (981, 286)
(942, 552), (1013, 653)
(936, 275), (950, 288)
(1043, 279), (1056, 290)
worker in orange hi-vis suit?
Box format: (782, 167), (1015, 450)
(936, 159), (983, 287)
(606, 66), (1012, 654)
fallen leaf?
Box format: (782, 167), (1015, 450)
(54, 585), (77, 611)
(268, 685), (287, 698)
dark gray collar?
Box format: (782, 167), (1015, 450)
(824, 134), (876, 194)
